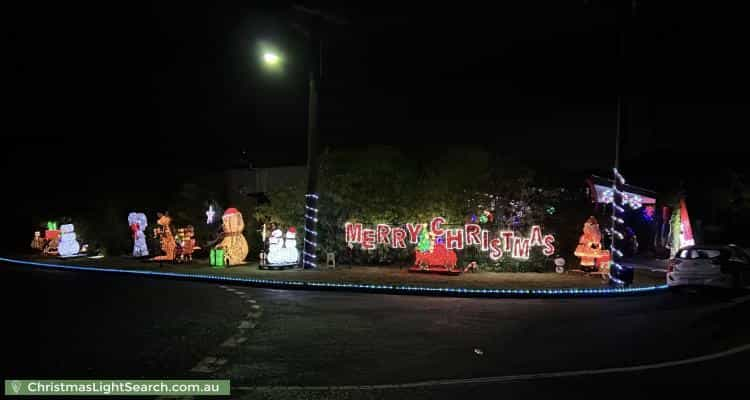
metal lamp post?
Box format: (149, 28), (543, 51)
(261, 5), (348, 269)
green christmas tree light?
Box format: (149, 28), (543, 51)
(417, 225), (432, 253)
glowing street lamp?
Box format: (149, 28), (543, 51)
(256, 7), (349, 269)
(262, 51), (280, 66)
(257, 40), (320, 269)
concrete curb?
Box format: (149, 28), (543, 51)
(1, 256), (669, 299)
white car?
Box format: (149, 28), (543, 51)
(667, 245), (750, 289)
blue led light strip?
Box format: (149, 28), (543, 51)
(0, 257), (668, 298)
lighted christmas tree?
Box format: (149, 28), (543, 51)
(417, 225), (431, 252)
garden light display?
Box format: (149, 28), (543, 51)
(43, 234), (60, 256)
(206, 205), (216, 224)
(128, 212), (149, 257)
(574, 216), (610, 271)
(667, 198), (695, 257)
(215, 208), (248, 266)
(151, 212), (177, 261)
(175, 226), (199, 263)
(47, 221), (57, 231)
(412, 230), (459, 274)
(31, 231), (45, 252)
(210, 248), (225, 267)
(416, 224), (432, 253)
(345, 217), (556, 274)
(679, 198), (695, 248)
(266, 227), (300, 266)
(44, 229), (60, 241)
(266, 226), (284, 264)
(58, 224), (81, 257)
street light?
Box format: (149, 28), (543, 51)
(262, 52), (280, 65)
(257, 39), (320, 269)
(257, 6), (349, 270)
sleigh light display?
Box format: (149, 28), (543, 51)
(344, 217), (556, 275)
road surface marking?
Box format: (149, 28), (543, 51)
(236, 342), (750, 390)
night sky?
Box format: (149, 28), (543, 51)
(6, 1), (749, 178)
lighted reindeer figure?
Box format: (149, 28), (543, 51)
(151, 212), (176, 261)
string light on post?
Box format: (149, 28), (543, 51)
(608, 168), (635, 286)
(303, 193), (320, 269)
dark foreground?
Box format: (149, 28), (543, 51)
(2, 263), (749, 399)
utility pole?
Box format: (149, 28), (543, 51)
(608, 0), (637, 285)
(290, 5), (349, 269)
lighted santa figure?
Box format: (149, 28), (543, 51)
(574, 216), (610, 271)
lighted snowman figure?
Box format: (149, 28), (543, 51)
(266, 226), (286, 265)
(58, 224), (80, 257)
(277, 227), (299, 264)
(128, 212), (149, 257)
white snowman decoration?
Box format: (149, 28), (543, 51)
(277, 227), (299, 264)
(266, 227), (285, 264)
(58, 224), (80, 257)
(128, 212), (149, 257)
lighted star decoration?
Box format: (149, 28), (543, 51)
(206, 205), (216, 224)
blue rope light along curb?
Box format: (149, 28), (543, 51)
(0, 257), (668, 299)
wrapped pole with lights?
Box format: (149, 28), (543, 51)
(608, 169), (634, 286)
(303, 193), (319, 268)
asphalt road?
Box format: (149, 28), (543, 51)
(3, 262), (750, 399)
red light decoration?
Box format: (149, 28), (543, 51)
(344, 218), (556, 274)
(574, 216), (610, 271)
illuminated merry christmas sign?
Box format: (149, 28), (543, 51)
(344, 217), (555, 260)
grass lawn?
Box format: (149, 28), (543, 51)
(15, 254), (666, 290)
